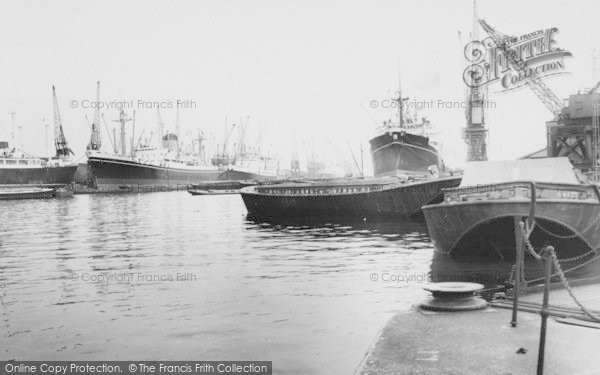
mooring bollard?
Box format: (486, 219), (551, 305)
(537, 246), (554, 375)
(419, 282), (488, 312)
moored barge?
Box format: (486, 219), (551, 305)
(422, 158), (600, 259)
(0, 187), (57, 200)
(241, 175), (462, 221)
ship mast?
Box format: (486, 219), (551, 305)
(131, 110), (136, 158)
(87, 81), (102, 152)
(395, 69), (405, 128)
(593, 56), (600, 181)
(291, 132), (300, 177)
(196, 131), (206, 164)
(157, 108), (165, 149)
(112, 109), (131, 156)
(8, 112), (15, 147)
(175, 107), (180, 156)
(52, 86), (74, 158)
(43, 118), (49, 158)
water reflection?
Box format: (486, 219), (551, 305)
(1, 193), (599, 374)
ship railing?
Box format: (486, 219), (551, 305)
(254, 184), (387, 196)
(0, 158), (44, 166)
(442, 181), (598, 203)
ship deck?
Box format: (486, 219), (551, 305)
(246, 176), (457, 197)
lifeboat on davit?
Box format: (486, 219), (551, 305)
(422, 157), (600, 260)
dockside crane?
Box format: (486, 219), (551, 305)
(480, 19), (600, 175)
(463, 0), (488, 162)
(478, 20), (564, 118)
(52, 86), (74, 157)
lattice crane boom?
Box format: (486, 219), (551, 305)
(478, 19), (564, 117)
(52, 86), (74, 157)
(588, 79), (600, 94)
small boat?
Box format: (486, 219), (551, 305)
(0, 187), (56, 200)
(187, 180), (259, 195)
(240, 174), (462, 221)
(422, 157), (600, 259)
(188, 188), (240, 195)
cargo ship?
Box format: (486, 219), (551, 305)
(88, 154), (222, 188)
(210, 117), (280, 181)
(212, 150), (279, 181)
(87, 109), (223, 188)
(216, 160), (280, 181)
(370, 85), (443, 176)
(0, 87), (78, 185)
(0, 142), (77, 185)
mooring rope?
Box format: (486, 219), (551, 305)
(550, 250), (600, 322)
(519, 221), (600, 322)
(534, 212), (600, 240)
(521, 220), (600, 262)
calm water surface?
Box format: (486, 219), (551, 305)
(2, 191), (590, 374)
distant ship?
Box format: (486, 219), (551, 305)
(212, 152), (279, 181)
(370, 86), (443, 176)
(210, 117), (280, 181)
(88, 110), (221, 188)
(0, 142), (77, 185)
(88, 153), (221, 187)
(0, 86), (77, 185)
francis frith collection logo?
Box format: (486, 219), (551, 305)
(463, 26), (572, 91)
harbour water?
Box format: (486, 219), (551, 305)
(1, 192), (598, 374)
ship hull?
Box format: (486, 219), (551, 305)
(370, 131), (440, 176)
(0, 187), (57, 200)
(423, 199), (600, 259)
(0, 165), (77, 185)
(241, 176), (461, 221)
(88, 156), (221, 188)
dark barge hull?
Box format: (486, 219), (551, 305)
(0, 165), (77, 185)
(241, 176), (461, 221)
(88, 156), (221, 187)
(423, 199), (600, 259)
(0, 188), (57, 200)
(369, 131), (440, 176)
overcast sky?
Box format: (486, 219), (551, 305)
(0, 0), (599, 173)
